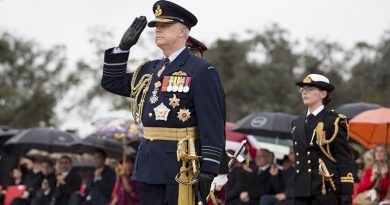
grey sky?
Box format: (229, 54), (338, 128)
(1, 0), (389, 63)
(0, 0), (389, 135)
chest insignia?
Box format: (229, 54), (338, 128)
(177, 108), (191, 122)
(153, 103), (170, 121)
(169, 94), (181, 108)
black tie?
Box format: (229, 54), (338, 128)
(305, 113), (315, 123)
(157, 58), (170, 77)
(305, 114), (315, 143)
(163, 58), (170, 67)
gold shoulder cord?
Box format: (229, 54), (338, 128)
(315, 117), (342, 163)
(130, 61), (152, 124)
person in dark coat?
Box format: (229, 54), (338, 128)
(50, 155), (82, 205)
(101, 1), (226, 204)
(260, 148), (295, 205)
(226, 149), (280, 205)
(84, 149), (116, 205)
(292, 74), (354, 205)
(29, 159), (57, 205)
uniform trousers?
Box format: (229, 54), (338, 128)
(138, 182), (178, 205)
(293, 192), (339, 205)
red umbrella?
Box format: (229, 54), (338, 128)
(349, 108), (390, 148)
(225, 122), (246, 142)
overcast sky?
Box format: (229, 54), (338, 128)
(1, 0), (389, 135)
(1, 0), (389, 62)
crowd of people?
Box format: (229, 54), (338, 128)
(1, 144), (388, 205)
(0, 150), (139, 205)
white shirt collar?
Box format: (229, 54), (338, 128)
(166, 46), (186, 63)
(258, 164), (270, 171)
(62, 171), (69, 178)
(307, 105), (324, 116)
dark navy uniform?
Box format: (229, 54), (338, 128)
(292, 74), (354, 205)
(102, 47), (225, 203)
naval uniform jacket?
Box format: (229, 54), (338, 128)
(101, 47), (226, 184)
(291, 108), (354, 197)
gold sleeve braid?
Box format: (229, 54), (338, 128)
(130, 61), (152, 124)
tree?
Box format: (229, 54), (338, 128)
(0, 32), (79, 128)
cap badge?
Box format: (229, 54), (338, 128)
(303, 75), (312, 83)
(155, 5), (162, 16)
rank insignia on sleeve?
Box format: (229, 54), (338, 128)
(169, 94), (180, 108)
(153, 103), (170, 121)
(177, 108), (191, 122)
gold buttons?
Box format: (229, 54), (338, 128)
(296, 170), (300, 174)
(308, 169), (312, 173)
(148, 113), (153, 117)
(296, 152), (299, 156)
(294, 141), (297, 145)
(308, 160), (311, 164)
(307, 151), (310, 155)
(296, 161), (300, 165)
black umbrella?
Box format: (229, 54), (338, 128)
(4, 127), (79, 153)
(0, 126), (20, 145)
(71, 134), (136, 160)
(233, 112), (298, 140)
(335, 102), (382, 120)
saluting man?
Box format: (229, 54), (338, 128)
(101, 1), (226, 205)
(292, 74), (354, 205)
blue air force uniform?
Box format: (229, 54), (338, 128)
(102, 47), (225, 181)
(102, 1), (226, 204)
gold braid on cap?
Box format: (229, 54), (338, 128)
(130, 61), (152, 124)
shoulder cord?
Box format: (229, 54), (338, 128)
(130, 61), (152, 124)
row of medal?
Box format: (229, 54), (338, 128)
(149, 73), (192, 122)
(161, 76), (192, 93)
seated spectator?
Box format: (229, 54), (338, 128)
(50, 155), (82, 205)
(358, 144), (389, 201)
(30, 159), (57, 205)
(260, 148), (295, 205)
(226, 148), (281, 205)
(12, 158), (56, 205)
(109, 155), (139, 205)
(9, 165), (26, 186)
(69, 149), (115, 205)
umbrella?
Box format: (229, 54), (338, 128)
(349, 107), (390, 148)
(0, 126), (20, 145)
(4, 127), (79, 153)
(335, 102), (382, 119)
(225, 122), (247, 152)
(233, 112), (298, 140)
(71, 134), (135, 160)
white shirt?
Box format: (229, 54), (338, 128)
(307, 105), (324, 117)
(166, 46), (186, 62)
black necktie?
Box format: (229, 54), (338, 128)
(163, 58), (170, 67)
(305, 114), (315, 143)
(157, 58), (170, 77)
(305, 113), (315, 123)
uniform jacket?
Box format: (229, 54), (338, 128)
(102, 47), (226, 184)
(52, 169), (82, 205)
(291, 108), (353, 197)
(85, 165), (116, 205)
